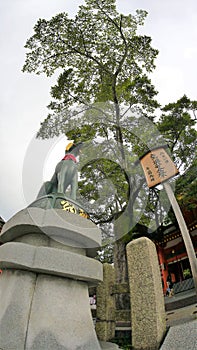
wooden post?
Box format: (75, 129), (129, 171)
(163, 182), (197, 294)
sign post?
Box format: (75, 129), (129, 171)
(140, 146), (197, 294)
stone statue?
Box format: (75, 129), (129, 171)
(37, 142), (83, 200)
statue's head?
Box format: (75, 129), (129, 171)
(65, 142), (83, 156)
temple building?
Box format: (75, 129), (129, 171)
(155, 205), (197, 293)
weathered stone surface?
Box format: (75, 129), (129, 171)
(0, 242), (103, 285)
(126, 237), (166, 350)
(160, 320), (197, 350)
(111, 283), (130, 295)
(13, 232), (86, 255)
(96, 263), (116, 342)
(0, 268), (120, 350)
(100, 341), (121, 349)
(0, 208), (101, 252)
(0, 209), (104, 349)
(115, 309), (131, 322)
(0, 269), (36, 349)
(25, 274), (101, 350)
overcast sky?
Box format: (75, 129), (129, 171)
(0, 0), (197, 221)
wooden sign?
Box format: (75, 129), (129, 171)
(140, 147), (179, 188)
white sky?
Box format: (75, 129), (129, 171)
(0, 0), (197, 221)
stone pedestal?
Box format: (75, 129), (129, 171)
(0, 207), (119, 349)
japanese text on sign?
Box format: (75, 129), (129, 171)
(140, 147), (179, 188)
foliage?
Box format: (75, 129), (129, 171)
(22, 0), (161, 243)
(183, 268), (192, 279)
(155, 95), (197, 226)
(157, 95), (197, 171)
(23, 0), (159, 139)
(111, 334), (132, 349)
(147, 95), (197, 230)
(176, 158), (197, 204)
(22, 0), (197, 263)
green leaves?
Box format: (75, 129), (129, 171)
(23, 0), (168, 251)
(23, 0), (158, 116)
(175, 157), (197, 208)
(22, 1), (197, 265)
(157, 95), (197, 170)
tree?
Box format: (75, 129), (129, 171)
(176, 159), (197, 209)
(157, 95), (196, 171)
(155, 95), (197, 227)
(23, 0), (159, 138)
(143, 95), (197, 235)
(23, 0), (160, 298)
(23, 1), (197, 310)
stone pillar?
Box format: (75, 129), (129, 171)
(0, 207), (119, 350)
(96, 263), (116, 342)
(126, 237), (166, 350)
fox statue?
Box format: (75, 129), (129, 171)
(37, 142), (83, 200)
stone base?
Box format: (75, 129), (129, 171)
(0, 269), (121, 350)
(0, 269), (101, 349)
(100, 341), (121, 349)
(0, 208), (105, 349)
